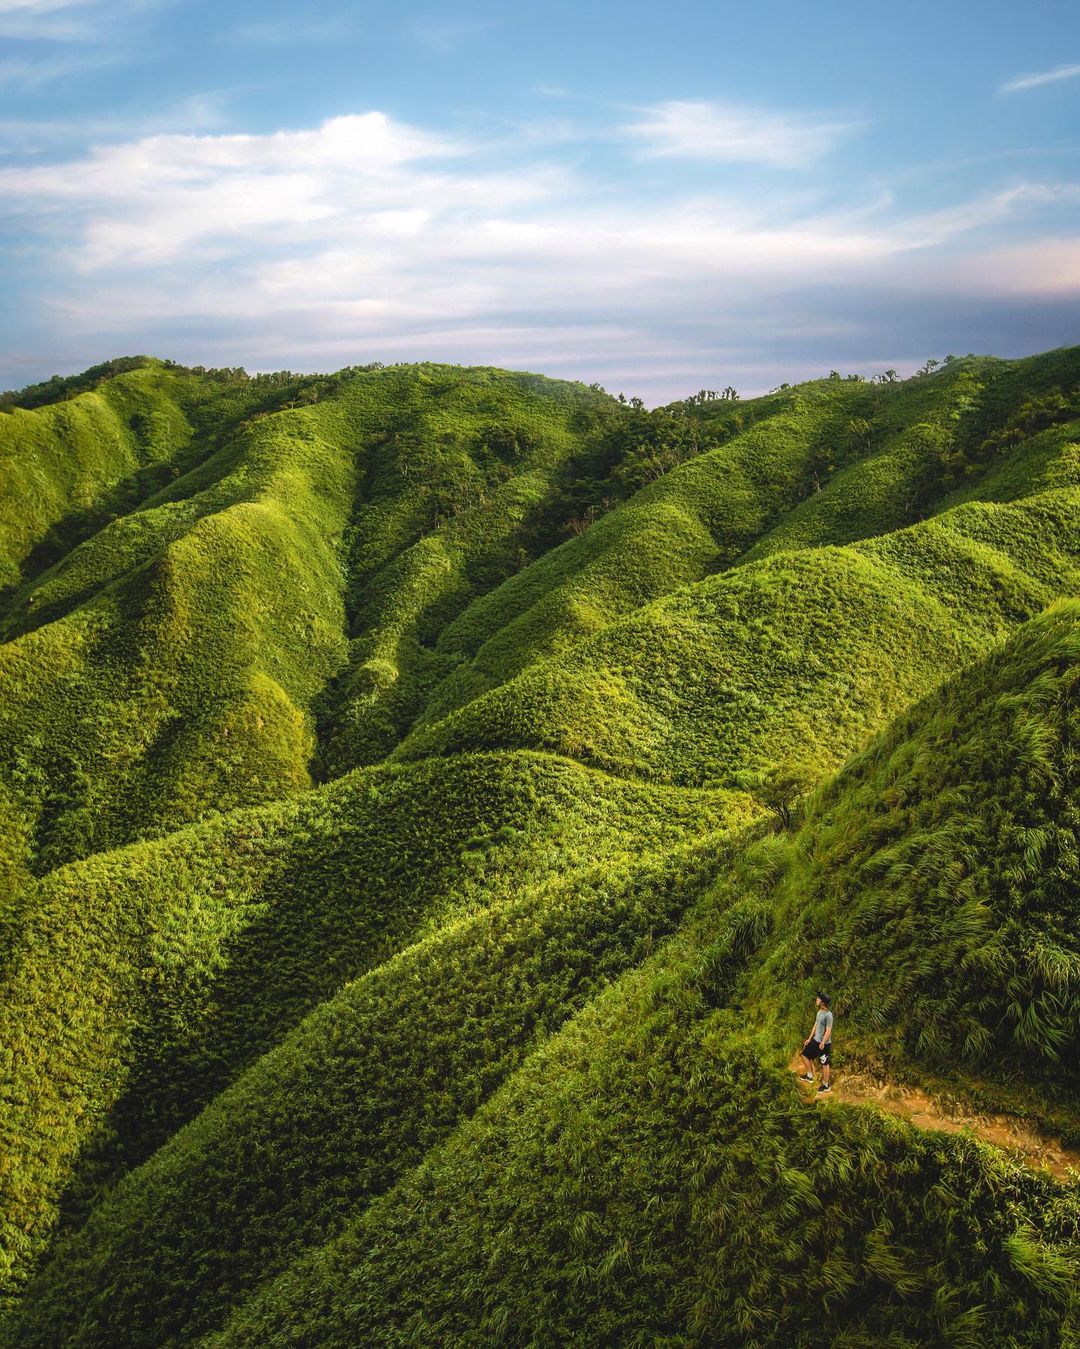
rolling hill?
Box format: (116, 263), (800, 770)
(1, 348), (1078, 1344)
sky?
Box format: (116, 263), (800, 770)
(0, 0), (1078, 402)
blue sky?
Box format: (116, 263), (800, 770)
(1, 0), (1078, 400)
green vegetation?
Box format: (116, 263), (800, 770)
(0, 363), (620, 913)
(752, 598), (1080, 1097)
(0, 751), (749, 1304)
(1, 347), (1079, 1343)
(211, 946), (1077, 1347)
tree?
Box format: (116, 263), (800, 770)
(736, 759), (818, 830)
(847, 417), (872, 454)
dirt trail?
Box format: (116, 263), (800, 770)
(791, 1063), (1080, 1183)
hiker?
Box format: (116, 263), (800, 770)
(798, 991), (832, 1093)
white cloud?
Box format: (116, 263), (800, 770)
(621, 99), (859, 167)
(0, 48), (118, 86)
(887, 183), (1080, 250)
(407, 15), (494, 53)
(946, 237), (1080, 294)
(0, 113), (564, 273)
(0, 0), (96, 16)
(0, 0), (155, 41)
(1000, 62), (1080, 94)
(2, 108), (1076, 401)
(0, 92), (228, 153)
(0, 0), (94, 10)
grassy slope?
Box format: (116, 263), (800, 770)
(0, 364), (618, 917)
(405, 384), (878, 733)
(0, 363), (192, 590)
(215, 998), (1076, 1348)
(0, 749), (746, 1306)
(390, 486), (1080, 784)
(200, 602), (1080, 1349)
(2, 796), (753, 1345)
(0, 369), (355, 906)
(313, 367), (617, 773)
(396, 352), (1080, 748)
(1, 349), (1079, 1344)
(750, 598), (1080, 1108)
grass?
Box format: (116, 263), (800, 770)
(391, 487), (1080, 785)
(747, 598), (1080, 1101)
(2, 806), (752, 1344)
(1, 347), (1079, 1343)
(0, 364), (621, 919)
(204, 878), (1079, 1348)
(0, 748), (749, 1308)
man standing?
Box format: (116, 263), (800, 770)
(798, 992), (833, 1093)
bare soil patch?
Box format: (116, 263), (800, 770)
(789, 1060), (1080, 1184)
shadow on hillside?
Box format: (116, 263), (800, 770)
(48, 759), (573, 1238)
(310, 441), (607, 782)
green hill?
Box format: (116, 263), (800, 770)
(1, 349), (1078, 1343)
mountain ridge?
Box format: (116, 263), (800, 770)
(1, 347), (1078, 1342)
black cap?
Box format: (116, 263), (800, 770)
(816, 991), (830, 1006)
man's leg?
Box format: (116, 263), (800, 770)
(822, 1059), (830, 1085)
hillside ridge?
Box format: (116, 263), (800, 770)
(1, 347), (1078, 1343)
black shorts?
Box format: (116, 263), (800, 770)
(804, 1039), (832, 1067)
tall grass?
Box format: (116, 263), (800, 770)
(2, 347), (1079, 1343)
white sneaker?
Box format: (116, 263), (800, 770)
(799, 1073), (814, 1083)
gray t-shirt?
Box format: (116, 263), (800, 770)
(814, 1009), (833, 1043)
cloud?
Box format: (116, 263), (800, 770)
(621, 99), (860, 167)
(0, 92), (227, 152)
(886, 183), (1080, 250)
(0, 0), (161, 88)
(1, 108), (1076, 401)
(407, 15), (494, 53)
(945, 237), (1080, 295)
(0, 48), (119, 86)
(0, 0), (155, 41)
(0, 0), (94, 9)
(0, 114), (568, 274)
(1000, 62), (1080, 94)
(227, 16), (355, 45)
(0, 0), (96, 22)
